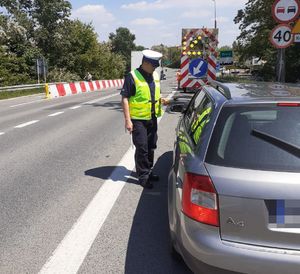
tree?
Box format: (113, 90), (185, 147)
(0, 1), (127, 85)
(57, 21), (125, 80)
(134, 45), (146, 51)
(234, 0), (300, 82)
(0, 48), (32, 85)
(109, 27), (136, 72)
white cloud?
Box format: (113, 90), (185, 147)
(181, 10), (212, 19)
(121, 1), (166, 10)
(71, 5), (115, 25)
(130, 18), (161, 26)
(215, 16), (230, 23)
(121, 0), (244, 10)
(69, 1), (247, 47)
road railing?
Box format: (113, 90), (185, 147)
(0, 83), (45, 92)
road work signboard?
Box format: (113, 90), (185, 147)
(180, 28), (218, 89)
(272, 0), (300, 23)
(270, 24), (294, 48)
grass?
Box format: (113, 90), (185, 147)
(0, 87), (45, 100)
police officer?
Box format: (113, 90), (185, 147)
(121, 50), (168, 189)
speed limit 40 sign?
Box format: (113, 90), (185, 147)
(270, 24), (294, 48)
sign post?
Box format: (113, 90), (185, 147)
(272, 0), (300, 23)
(36, 58), (48, 84)
(271, 0), (300, 82)
(292, 19), (300, 42)
(270, 24), (294, 48)
(219, 50), (233, 65)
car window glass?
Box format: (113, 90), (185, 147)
(206, 106), (300, 172)
(187, 96), (212, 145)
(184, 91), (205, 125)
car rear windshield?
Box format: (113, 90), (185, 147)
(205, 105), (300, 172)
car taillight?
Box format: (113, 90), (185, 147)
(277, 103), (300, 107)
(182, 173), (219, 227)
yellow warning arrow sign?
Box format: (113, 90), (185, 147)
(292, 19), (300, 34)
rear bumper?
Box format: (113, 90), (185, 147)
(178, 214), (300, 274)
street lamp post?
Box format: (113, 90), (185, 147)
(212, 0), (217, 29)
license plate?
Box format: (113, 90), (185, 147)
(267, 200), (300, 228)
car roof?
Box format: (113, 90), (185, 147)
(206, 82), (300, 105)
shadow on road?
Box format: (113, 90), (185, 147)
(85, 166), (139, 185)
(85, 151), (191, 273)
(85, 100), (123, 112)
(124, 151), (192, 274)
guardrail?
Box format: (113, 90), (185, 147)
(0, 83), (45, 92)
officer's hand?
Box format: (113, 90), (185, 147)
(125, 119), (133, 134)
(161, 98), (170, 106)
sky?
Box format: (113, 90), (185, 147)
(69, 0), (247, 48)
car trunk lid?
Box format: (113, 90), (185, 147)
(206, 164), (300, 250)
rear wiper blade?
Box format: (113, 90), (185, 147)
(252, 129), (300, 158)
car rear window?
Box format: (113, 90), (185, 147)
(205, 105), (300, 172)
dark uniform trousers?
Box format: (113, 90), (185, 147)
(132, 116), (158, 184)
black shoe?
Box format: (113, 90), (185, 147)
(149, 173), (159, 181)
(140, 180), (153, 189)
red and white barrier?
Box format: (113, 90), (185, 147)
(46, 79), (124, 99)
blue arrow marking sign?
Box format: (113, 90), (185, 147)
(189, 58), (208, 78)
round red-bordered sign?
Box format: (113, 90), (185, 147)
(270, 24), (294, 48)
(272, 0), (300, 23)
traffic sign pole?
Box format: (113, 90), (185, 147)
(277, 48), (286, 82)
(271, 0), (300, 82)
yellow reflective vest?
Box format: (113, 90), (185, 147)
(191, 107), (212, 144)
(129, 69), (162, 120)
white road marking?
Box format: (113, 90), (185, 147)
(83, 93), (119, 104)
(48, 112), (64, 117)
(14, 120), (39, 128)
(9, 97), (45, 108)
(0, 132), (5, 136)
(39, 147), (135, 274)
(69, 105), (81, 110)
(39, 90), (176, 274)
(0, 94), (44, 103)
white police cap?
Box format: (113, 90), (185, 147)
(142, 49), (163, 67)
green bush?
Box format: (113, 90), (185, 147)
(47, 67), (81, 83)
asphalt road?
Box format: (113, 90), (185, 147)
(0, 69), (193, 274)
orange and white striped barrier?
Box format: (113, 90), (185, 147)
(46, 79), (124, 99)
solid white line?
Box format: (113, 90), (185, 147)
(69, 105), (81, 110)
(0, 94), (44, 103)
(39, 91), (176, 274)
(83, 93), (119, 104)
(48, 112), (64, 117)
(14, 120), (39, 128)
(9, 97), (45, 108)
(39, 147), (135, 274)
(0, 132), (4, 136)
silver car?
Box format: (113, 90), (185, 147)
(168, 82), (300, 274)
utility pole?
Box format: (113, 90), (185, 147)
(36, 59), (40, 84)
(212, 0), (217, 29)
(276, 48), (286, 83)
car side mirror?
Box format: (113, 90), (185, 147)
(169, 103), (187, 113)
